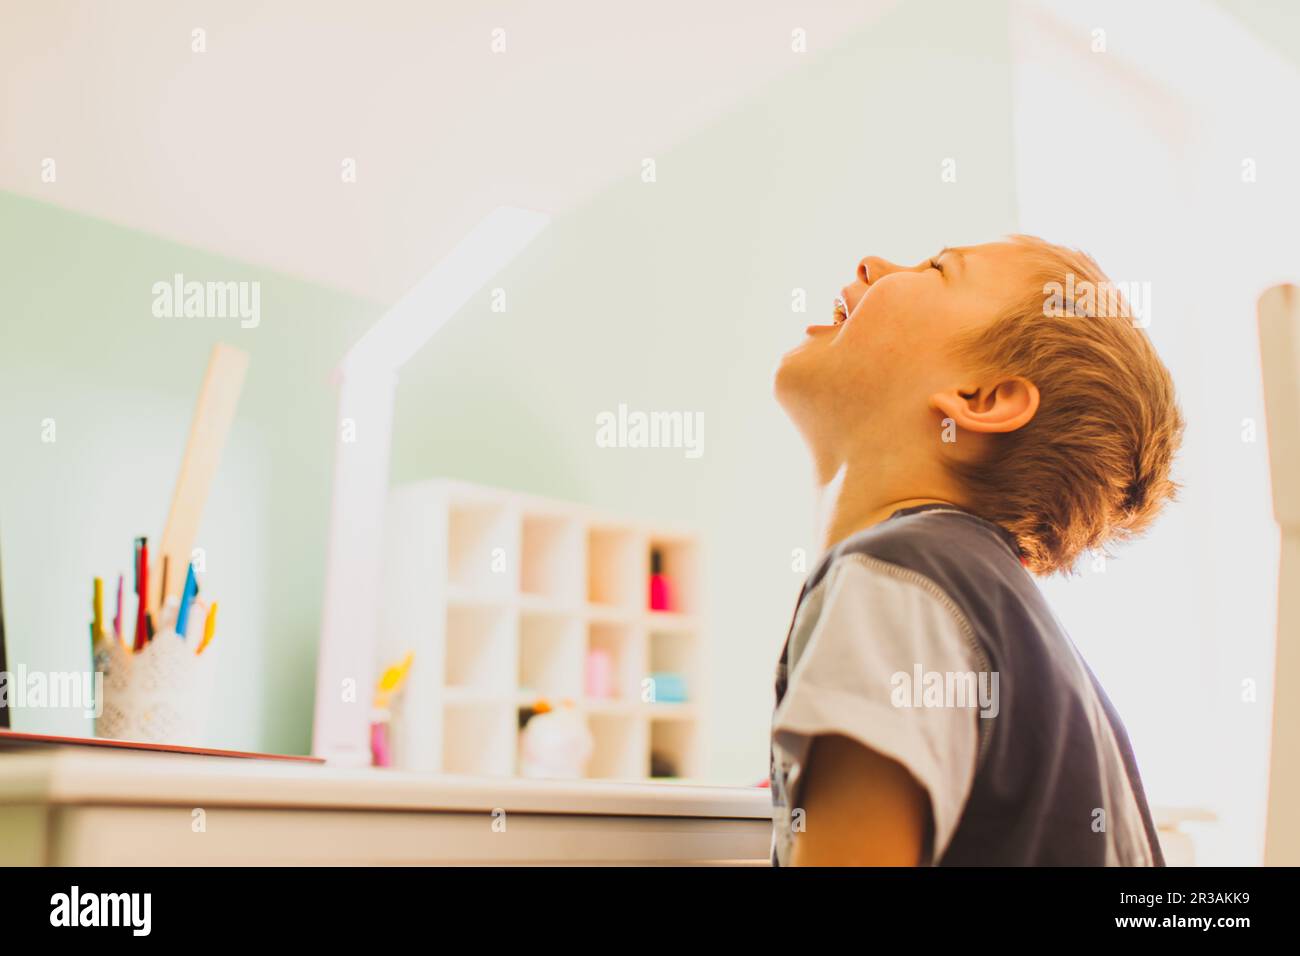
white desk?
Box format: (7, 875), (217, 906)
(0, 748), (774, 865)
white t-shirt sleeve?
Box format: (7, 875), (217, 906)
(772, 554), (985, 862)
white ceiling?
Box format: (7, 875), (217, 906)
(1, 0), (894, 303)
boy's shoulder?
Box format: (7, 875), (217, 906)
(795, 503), (1050, 679)
(805, 503), (1027, 602)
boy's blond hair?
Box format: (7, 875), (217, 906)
(949, 235), (1184, 575)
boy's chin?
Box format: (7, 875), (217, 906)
(773, 350), (812, 404)
(775, 336), (841, 387)
(773, 352), (831, 418)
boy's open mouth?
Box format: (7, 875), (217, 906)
(803, 294), (850, 338)
(832, 294), (849, 325)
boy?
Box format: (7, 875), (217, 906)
(769, 236), (1182, 866)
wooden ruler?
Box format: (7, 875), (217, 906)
(148, 343), (250, 613)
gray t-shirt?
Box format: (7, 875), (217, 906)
(769, 504), (1164, 866)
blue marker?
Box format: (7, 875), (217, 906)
(175, 563), (199, 638)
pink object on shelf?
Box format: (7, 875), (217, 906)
(585, 649), (614, 698)
(370, 721), (392, 767)
(649, 548), (673, 611)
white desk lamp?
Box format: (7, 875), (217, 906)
(312, 207), (550, 765)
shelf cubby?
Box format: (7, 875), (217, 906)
(585, 620), (646, 703)
(521, 512), (584, 605)
(444, 604), (515, 693)
(587, 525), (645, 609)
(587, 713), (649, 780)
(447, 497), (518, 598)
(648, 533), (699, 615)
(649, 718), (702, 779)
(646, 627), (697, 705)
(519, 610), (584, 700)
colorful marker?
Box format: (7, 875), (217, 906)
(134, 539), (150, 650)
(92, 577), (103, 644)
(113, 574), (123, 642)
(197, 602), (218, 655)
(176, 562), (198, 638)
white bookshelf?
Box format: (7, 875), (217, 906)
(377, 478), (705, 780)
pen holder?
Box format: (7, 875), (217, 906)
(95, 633), (218, 746)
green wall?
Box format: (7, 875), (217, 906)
(0, 191), (379, 750)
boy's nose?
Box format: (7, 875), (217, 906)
(858, 256), (898, 284)
(858, 255), (929, 284)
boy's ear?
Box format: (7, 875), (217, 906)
(929, 376), (1040, 434)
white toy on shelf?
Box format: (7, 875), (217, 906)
(518, 700), (593, 779)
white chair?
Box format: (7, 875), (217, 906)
(1258, 283), (1300, 866)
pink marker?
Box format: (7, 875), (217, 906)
(113, 574), (124, 640)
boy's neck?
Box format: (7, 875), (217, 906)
(814, 458), (960, 552)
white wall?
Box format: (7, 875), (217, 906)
(1012, 0), (1300, 864)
